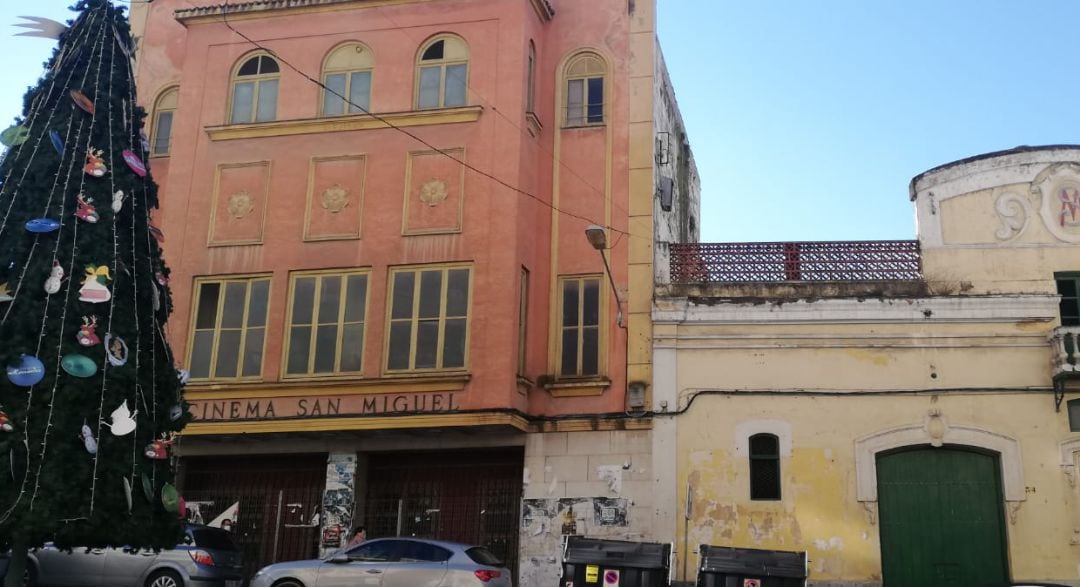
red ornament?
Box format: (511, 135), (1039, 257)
(144, 437), (175, 460)
(84, 148), (107, 177)
(0, 409), (12, 432)
(74, 194), (99, 223)
(76, 315), (100, 347)
(70, 89), (95, 114)
(122, 149), (147, 177)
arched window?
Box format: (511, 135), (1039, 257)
(526, 40), (536, 113)
(230, 53), (280, 124)
(321, 42), (373, 116)
(150, 86), (178, 156)
(563, 52), (605, 127)
(416, 35), (468, 110)
(749, 433), (781, 500)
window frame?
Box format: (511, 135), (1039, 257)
(383, 263), (473, 374)
(319, 42), (375, 117)
(748, 433), (782, 501)
(228, 52), (281, 125)
(1055, 272), (1080, 326)
(562, 52), (606, 128)
(1069, 398), (1080, 432)
(517, 267), (529, 377)
(150, 85), (179, 157)
(526, 40), (537, 114)
(414, 35), (470, 110)
(281, 268), (371, 379)
(186, 274), (272, 382)
(556, 274), (603, 379)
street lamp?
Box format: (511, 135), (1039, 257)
(585, 224), (624, 328)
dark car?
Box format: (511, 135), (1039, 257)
(1, 524), (243, 587)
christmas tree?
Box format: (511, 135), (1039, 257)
(0, 1), (187, 583)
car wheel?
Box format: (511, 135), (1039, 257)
(145, 569), (184, 587)
(273, 580), (304, 587)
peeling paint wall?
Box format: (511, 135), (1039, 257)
(519, 430), (654, 587)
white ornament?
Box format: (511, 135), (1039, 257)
(80, 420), (97, 454)
(105, 400), (137, 436)
(111, 190), (125, 214)
(44, 261), (63, 295)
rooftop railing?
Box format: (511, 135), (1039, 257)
(670, 240), (922, 283)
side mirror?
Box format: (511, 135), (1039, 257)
(330, 554), (350, 564)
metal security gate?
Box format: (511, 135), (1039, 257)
(877, 447), (1009, 587)
(181, 454), (327, 580)
(365, 448), (523, 578)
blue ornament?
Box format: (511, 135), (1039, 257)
(25, 218), (60, 233)
(49, 130), (64, 156)
(7, 354), (45, 387)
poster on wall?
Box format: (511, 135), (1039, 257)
(321, 453), (356, 549)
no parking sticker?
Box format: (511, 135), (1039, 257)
(743, 580), (762, 587)
(602, 569), (620, 586)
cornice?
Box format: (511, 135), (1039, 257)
(176, 0), (432, 25)
(205, 105), (482, 141)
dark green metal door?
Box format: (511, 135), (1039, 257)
(877, 447), (1009, 587)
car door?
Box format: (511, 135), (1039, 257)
(102, 547), (159, 587)
(379, 541), (450, 587)
(33, 544), (106, 587)
(313, 539), (400, 587)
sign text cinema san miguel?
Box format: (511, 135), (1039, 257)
(189, 392), (459, 421)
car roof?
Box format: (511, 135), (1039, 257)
(365, 537), (478, 551)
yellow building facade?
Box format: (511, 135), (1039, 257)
(654, 146), (1080, 586)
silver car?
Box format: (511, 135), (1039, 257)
(250, 537), (512, 587)
(9, 524), (243, 587)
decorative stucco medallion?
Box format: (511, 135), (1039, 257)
(418, 179), (448, 207)
(993, 191), (1031, 241)
(226, 190), (255, 219)
(1031, 162), (1080, 243)
(321, 184), (350, 213)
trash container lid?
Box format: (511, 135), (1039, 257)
(563, 536), (672, 570)
(698, 545), (807, 579)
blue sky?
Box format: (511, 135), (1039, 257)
(2, 1), (1078, 242)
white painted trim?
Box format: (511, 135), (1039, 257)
(734, 420), (792, 458)
(1061, 437), (1080, 488)
(912, 149), (1080, 198)
(652, 347), (679, 543)
(854, 423), (1025, 502)
(653, 295), (1060, 326)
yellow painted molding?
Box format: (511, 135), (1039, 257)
(531, 417), (652, 433)
(205, 106), (482, 141)
(176, 0), (433, 25)
(184, 373), (470, 400)
(182, 411), (530, 435)
(544, 378), (611, 397)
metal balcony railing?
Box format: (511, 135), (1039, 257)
(1051, 326), (1080, 376)
(669, 240), (922, 283)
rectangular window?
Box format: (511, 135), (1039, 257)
(255, 79), (278, 122)
(518, 268), (529, 376)
(444, 64), (467, 107)
(386, 265), (471, 372)
(284, 270), (369, 377)
(323, 73), (347, 116)
(565, 76), (603, 126)
(1069, 399), (1080, 432)
(230, 81), (254, 124)
(586, 77), (604, 123)
(566, 79), (584, 126)
(558, 276), (600, 377)
(188, 276), (271, 381)
(323, 71), (372, 116)
(526, 44), (536, 113)
(152, 111), (173, 156)
(749, 434), (781, 500)
(1056, 272), (1080, 325)
(418, 66), (441, 110)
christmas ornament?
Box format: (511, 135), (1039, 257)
(0, 408), (12, 432)
(155, 271), (169, 287)
(0, 124), (29, 147)
(141, 472), (153, 503)
(122, 149), (146, 177)
(139, 131), (150, 154)
(49, 129), (63, 156)
(177, 369), (190, 385)
(25, 217), (61, 233)
(161, 482), (179, 513)
(178, 496), (187, 520)
(44, 261), (64, 294)
(123, 477), (132, 513)
(168, 404), (183, 422)
(13, 15), (68, 40)
(148, 223), (164, 242)
(74, 194), (100, 223)
(76, 315), (100, 346)
(106, 400), (137, 436)
(0, 282), (13, 302)
(144, 437), (174, 460)
(69, 89), (95, 115)
(84, 148), (107, 177)
(78, 265), (111, 303)
(79, 421), (97, 454)
(111, 190), (125, 213)
(6, 354), (45, 387)
(152, 281), (161, 311)
(105, 333), (128, 367)
(61, 353), (97, 378)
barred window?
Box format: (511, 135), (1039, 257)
(749, 433), (781, 500)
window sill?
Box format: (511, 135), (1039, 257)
(205, 105), (483, 141)
(149, 152), (171, 159)
(184, 372), (471, 400)
(561, 123), (605, 130)
(543, 377), (611, 397)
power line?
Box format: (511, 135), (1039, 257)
(209, 0), (634, 239)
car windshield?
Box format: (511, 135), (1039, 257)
(465, 547), (502, 567)
(191, 528), (239, 551)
